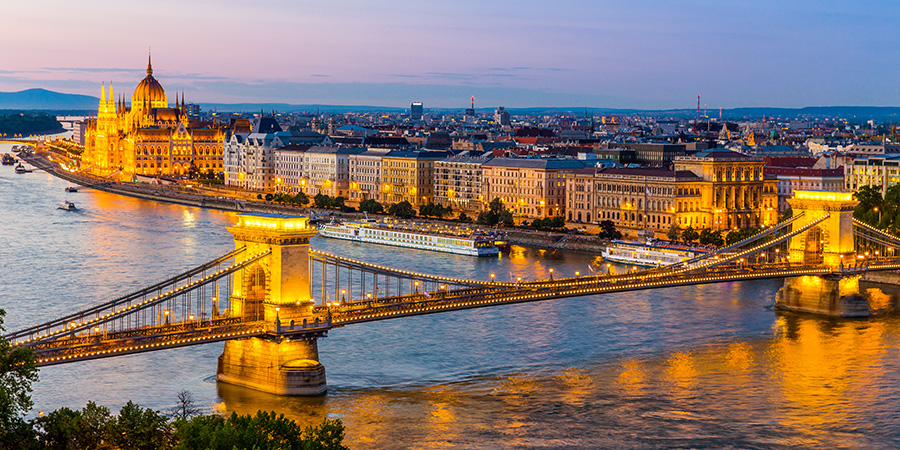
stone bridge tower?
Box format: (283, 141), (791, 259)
(216, 214), (327, 395)
(775, 190), (867, 317)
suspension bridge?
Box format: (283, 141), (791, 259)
(7, 190), (900, 395)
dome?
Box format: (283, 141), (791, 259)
(132, 55), (167, 109)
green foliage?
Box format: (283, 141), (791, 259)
(725, 227), (761, 246)
(457, 212), (471, 223)
(194, 169), (223, 185)
(294, 191), (310, 206)
(358, 199), (384, 214)
(698, 228), (724, 246)
(598, 220), (622, 240)
(529, 216), (566, 231)
(666, 224), (681, 242)
(264, 193), (274, 201)
(0, 112), (62, 136)
(388, 201), (416, 218)
(314, 193), (333, 209)
(854, 185), (884, 227)
(0, 309), (39, 444)
(477, 198), (513, 226)
(681, 226), (698, 244)
(173, 411), (347, 450)
(779, 207), (793, 223)
(419, 202), (452, 218)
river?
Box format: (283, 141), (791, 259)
(3, 143), (900, 448)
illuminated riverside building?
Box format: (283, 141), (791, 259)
(564, 149), (779, 235)
(82, 56), (224, 179)
(844, 153), (900, 196)
(483, 157), (588, 220)
(673, 149), (779, 230)
(381, 150), (449, 205)
(434, 154), (493, 212)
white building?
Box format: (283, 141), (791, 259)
(302, 146), (365, 198)
(274, 144), (310, 194)
(349, 148), (390, 203)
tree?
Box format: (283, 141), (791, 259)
(108, 401), (172, 450)
(332, 196), (345, 210)
(854, 185), (883, 227)
(681, 226), (698, 244)
(173, 390), (199, 421)
(264, 193), (274, 202)
(314, 194), (333, 209)
(457, 212), (471, 223)
(293, 191), (310, 206)
(388, 201), (416, 218)
(358, 199), (384, 214)
(666, 224), (681, 242)
(598, 220), (622, 239)
(173, 411), (348, 450)
(779, 207), (793, 223)
(35, 401), (113, 450)
(0, 309), (39, 444)
(477, 198), (512, 226)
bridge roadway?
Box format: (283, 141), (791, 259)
(31, 257), (900, 367)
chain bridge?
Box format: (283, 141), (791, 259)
(8, 190), (900, 395)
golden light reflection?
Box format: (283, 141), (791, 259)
(665, 351), (697, 392)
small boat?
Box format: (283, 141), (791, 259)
(14, 163), (32, 174)
(1, 154), (14, 165)
(58, 201), (77, 211)
(65, 186), (79, 193)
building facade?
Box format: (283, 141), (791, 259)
(301, 146), (365, 198)
(381, 150), (448, 205)
(348, 148), (390, 203)
(434, 154), (493, 212)
(82, 56), (224, 180)
(845, 153), (900, 195)
(482, 158), (587, 220)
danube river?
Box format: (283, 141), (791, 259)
(4, 145), (900, 448)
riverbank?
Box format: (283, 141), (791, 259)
(23, 152), (613, 254)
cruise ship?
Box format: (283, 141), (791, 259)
(318, 219), (499, 256)
(601, 239), (709, 267)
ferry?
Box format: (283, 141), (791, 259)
(319, 219), (499, 256)
(65, 186), (79, 193)
(14, 163), (32, 174)
(58, 201), (77, 211)
(601, 239), (710, 267)
(1, 154), (14, 165)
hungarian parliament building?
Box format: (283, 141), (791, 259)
(81, 55), (224, 180)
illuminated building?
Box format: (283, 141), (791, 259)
(482, 157), (587, 220)
(81, 55), (224, 180)
(434, 154), (493, 212)
(382, 150), (449, 205)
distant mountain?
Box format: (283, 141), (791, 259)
(0, 88), (98, 111)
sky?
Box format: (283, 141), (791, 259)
(2, 0), (899, 109)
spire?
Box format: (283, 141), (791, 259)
(108, 82), (114, 110)
(99, 83), (106, 107)
(147, 49), (153, 76)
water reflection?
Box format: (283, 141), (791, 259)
(5, 141), (900, 448)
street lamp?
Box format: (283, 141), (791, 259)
(414, 281), (419, 293)
(164, 309), (170, 325)
(549, 268), (554, 280)
(340, 289), (346, 302)
(490, 273), (496, 283)
(516, 276), (522, 285)
(575, 271), (580, 277)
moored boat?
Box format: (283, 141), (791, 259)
(58, 201), (77, 211)
(65, 186), (79, 192)
(1, 154), (14, 165)
(319, 218), (499, 256)
(14, 163), (32, 174)
(601, 239), (710, 267)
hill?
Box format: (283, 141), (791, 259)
(0, 88), (98, 110)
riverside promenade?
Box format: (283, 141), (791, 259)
(23, 151), (613, 253)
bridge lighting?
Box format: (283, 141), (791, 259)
(490, 273), (496, 282)
(575, 271), (580, 277)
(340, 289), (346, 302)
(516, 276), (522, 285)
(549, 268), (554, 280)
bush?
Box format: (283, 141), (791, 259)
(388, 201), (416, 218)
(359, 199), (384, 214)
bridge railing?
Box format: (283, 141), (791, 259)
(8, 248), (272, 348)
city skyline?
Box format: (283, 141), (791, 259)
(2, 0), (899, 109)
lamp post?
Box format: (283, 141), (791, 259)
(549, 268), (554, 280)
(340, 289), (346, 303)
(414, 281), (419, 293)
(490, 273), (496, 283)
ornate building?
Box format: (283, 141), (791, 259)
(82, 56), (224, 180)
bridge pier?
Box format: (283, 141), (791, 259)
(217, 214), (327, 396)
(774, 275), (869, 318)
(217, 336), (326, 396)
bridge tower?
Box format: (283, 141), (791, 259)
(216, 213), (327, 395)
(775, 190), (867, 317)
